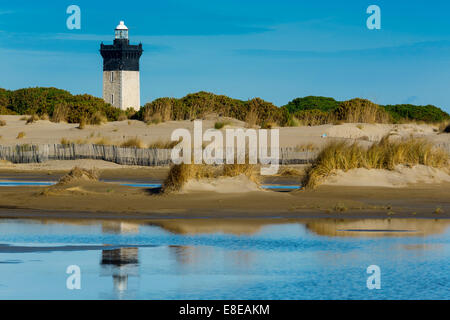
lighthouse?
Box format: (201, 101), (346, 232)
(100, 21), (143, 111)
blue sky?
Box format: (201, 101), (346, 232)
(0, 1), (449, 112)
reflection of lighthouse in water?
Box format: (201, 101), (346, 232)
(101, 247), (139, 293)
(100, 222), (140, 297)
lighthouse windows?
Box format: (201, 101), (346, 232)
(110, 72), (114, 83)
(111, 94), (114, 105)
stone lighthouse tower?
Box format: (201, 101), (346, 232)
(100, 21), (143, 111)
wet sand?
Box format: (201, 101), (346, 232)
(0, 173), (448, 219)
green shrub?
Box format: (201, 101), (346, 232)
(138, 92), (289, 127)
(214, 121), (230, 129)
(0, 87), (121, 124)
(382, 104), (450, 123)
(283, 96), (341, 113)
(294, 109), (329, 126)
(334, 98), (391, 123)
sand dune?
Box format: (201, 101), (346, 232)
(181, 175), (262, 193)
(0, 115), (447, 149)
(323, 165), (450, 188)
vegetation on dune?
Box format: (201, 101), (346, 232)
(0, 87), (448, 126)
(147, 139), (179, 149)
(137, 91), (290, 127)
(162, 163), (259, 193)
(288, 99), (391, 126)
(214, 121), (231, 129)
(26, 114), (40, 124)
(382, 104), (449, 123)
(57, 167), (99, 185)
(0, 87), (123, 124)
(334, 98), (391, 123)
(282, 96), (449, 125)
(16, 131), (25, 139)
(293, 109), (330, 126)
(121, 137), (145, 148)
(304, 136), (449, 189)
(283, 96), (341, 114)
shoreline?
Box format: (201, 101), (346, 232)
(0, 161), (449, 221)
(0, 182), (448, 220)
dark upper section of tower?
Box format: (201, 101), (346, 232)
(100, 21), (143, 71)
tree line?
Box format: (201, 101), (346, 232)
(1, 87), (448, 126)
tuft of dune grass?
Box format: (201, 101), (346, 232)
(16, 131), (26, 139)
(121, 137), (145, 148)
(60, 138), (71, 145)
(90, 111), (107, 125)
(57, 167), (99, 186)
(214, 121), (230, 130)
(147, 139), (179, 149)
(277, 167), (304, 177)
(78, 118), (86, 130)
(304, 136), (449, 189)
(162, 163), (259, 193)
(26, 114), (39, 125)
(94, 137), (113, 146)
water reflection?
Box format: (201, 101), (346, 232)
(100, 222), (140, 298)
(3, 217), (449, 237)
(100, 247), (139, 295)
(147, 218), (450, 237)
(1, 218), (450, 299)
(304, 219), (450, 237)
(102, 221), (140, 234)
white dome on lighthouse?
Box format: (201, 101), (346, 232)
(115, 21), (129, 40)
(115, 21), (128, 30)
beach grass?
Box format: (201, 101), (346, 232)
(121, 137), (145, 148)
(16, 131), (26, 139)
(214, 121), (231, 129)
(57, 167), (99, 186)
(304, 136), (449, 189)
(90, 111), (107, 125)
(147, 139), (179, 149)
(162, 163), (259, 193)
(26, 114), (39, 125)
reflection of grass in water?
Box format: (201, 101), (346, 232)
(304, 136), (449, 189)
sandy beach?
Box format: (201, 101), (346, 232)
(0, 115), (448, 148)
(0, 166), (448, 219)
(0, 117), (449, 220)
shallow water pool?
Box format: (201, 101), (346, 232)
(0, 218), (449, 299)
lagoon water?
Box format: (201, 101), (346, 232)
(0, 218), (449, 300)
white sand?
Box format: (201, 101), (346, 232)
(0, 115), (447, 149)
(323, 165), (450, 188)
(0, 159), (147, 171)
(181, 174), (261, 193)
